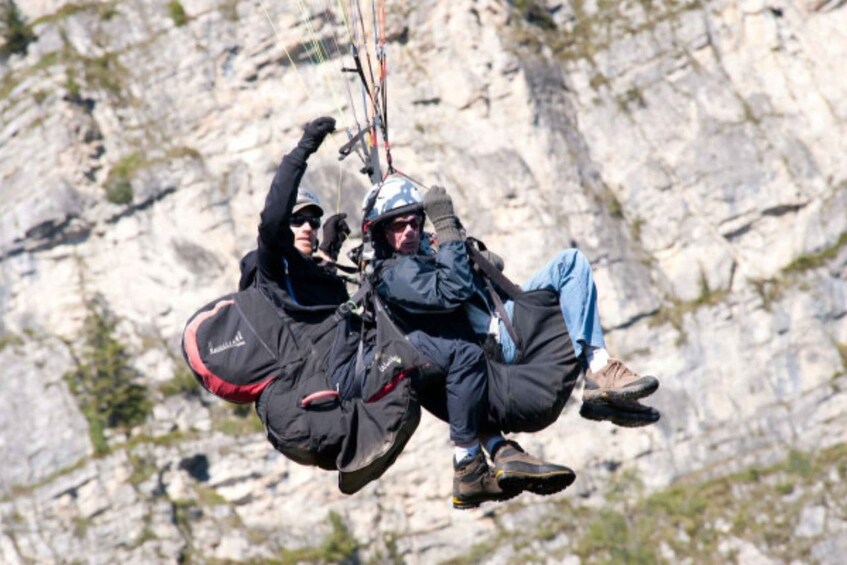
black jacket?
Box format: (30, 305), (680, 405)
(244, 145), (348, 309)
(373, 240), (479, 340)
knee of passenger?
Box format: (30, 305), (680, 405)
(554, 248), (587, 271)
(456, 343), (486, 366)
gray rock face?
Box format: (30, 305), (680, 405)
(1, 0), (846, 562)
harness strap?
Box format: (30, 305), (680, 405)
(466, 242), (523, 299)
(483, 275), (520, 348)
(335, 278), (371, 321)
(466, 239), (523, 348)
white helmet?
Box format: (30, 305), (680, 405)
(361, 175), (424, 226)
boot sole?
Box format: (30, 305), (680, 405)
(496, 469), (576, 496)
(579, 400), (660, 428)
(583, 376), (660, 403)
(452, 488), (520, 510)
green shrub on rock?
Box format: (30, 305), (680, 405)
(65, 300), (151, 454)
(0, 0), (36, 57)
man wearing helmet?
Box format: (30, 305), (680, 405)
(368, 180), (660, 427)
(363, 176), (578, 507)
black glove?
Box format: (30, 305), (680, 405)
(423, 185), (462, 243)
(319, 213), (351, 259)
(297, 116), (336, 154)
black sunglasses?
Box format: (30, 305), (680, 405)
(386, 216), (423, 232)
(290, 215), (321, 229)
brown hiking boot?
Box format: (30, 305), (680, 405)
(579, 398), (661, 428)
(452, 451), (514, 510)
(491, 440), (575, 496)
(583, 358), (659, 403)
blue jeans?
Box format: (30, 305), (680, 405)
(498, 249), (605, 364)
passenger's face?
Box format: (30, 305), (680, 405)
(290, 207), (321, 255)
(384, 214), (423, 255)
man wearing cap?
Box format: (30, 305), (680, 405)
(237, 119), (351, 301)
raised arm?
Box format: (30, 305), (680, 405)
(256, 117), (335, 278)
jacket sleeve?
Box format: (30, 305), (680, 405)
(376, 240), (476, 313)
(255, 146), (310, 280)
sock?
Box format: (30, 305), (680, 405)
(454, 443), (480, 464)
(484, 434), (506, 455)
(587, 347), (610, 373)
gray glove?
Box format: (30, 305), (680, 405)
(423, 185), (463, 243)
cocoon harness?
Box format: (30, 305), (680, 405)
(182, 287), (287, 404)
(181, 282), (424, 494)
(467, 241), (582, 434)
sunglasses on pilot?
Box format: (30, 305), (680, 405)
(386, 216), (423, 232)
(290, 215), (321, 229)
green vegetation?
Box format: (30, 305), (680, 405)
(504, 0), (702, 107)
(103, 147), (202, 205)
(212, 402), (265, 436)
(159, 366), (200, 397)
(104, 152), (142, 204)
(171, 497), (202, 542)
(442, 538), (501, 565)
(128, 451), (157, 486)
(195, 484), (227, 506)
(747, 229), (847, 312)
(782, 231), (847, 275)
(1, 457), (88, 502)
(379, 532), (405, 565)
(0, 331), (24, 351)
(98, 1), (118, 20)
(837, 342), (847, 373)
(0, 0), (36, 57)
(748, 276), (783, 311)
(72, 515), (90, 539)
(511, 0), (557, 31)
(64, 301), (152, 455)
(630, 216), (645, 242)
(79, 52), (126, 96)
(693, 269), (729, 308)
(447, 442), (847, 564)
(603, 185), (624, 219)
(35, 2), (108, 24)
(278, 511), (360, 564)
(4, 4), (130, 102)
(167, 1), (188, 27)
(123, 430), (190, 450)
(649, 271), (729, 345)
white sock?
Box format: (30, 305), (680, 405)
(454, 443), (480, 464)
(587, 347), (610, 373)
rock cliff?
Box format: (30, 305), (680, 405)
(1, 0), (845, 563)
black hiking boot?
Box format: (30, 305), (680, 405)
(452, 451), (514, 510)
(491, 440), (576, 496)
(584, 358), (659, 403)
(579, 398), (661, 428)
